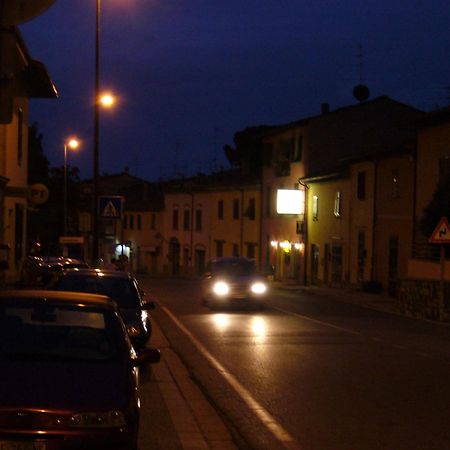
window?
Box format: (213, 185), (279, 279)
(183, 210), (190, 231)
(233, 243), (239, 257)
(137, 214), (141, 230)
(172, 209), (179, 230)
(17, 108), (23, 166)
(246, 243), (256, 259)
(262, 142), (273, 166)
(357, 171), (366, 200)
(233, 199), (240, 220)
(292, 135), (303, 162)
(218, 200), (224, 220)
(334, 191), (342, 217)
(312, 195), (319, 221)
(195, 209), (202, 232)
(129, 214), (134, 230)
(248, 198), (256, 220)
(391, 168), (399, 198)
(123, 214), (128, 230)
(151, 213), (156, 230)
(266, 187), (271, 217)
(216, 241), (224, 257)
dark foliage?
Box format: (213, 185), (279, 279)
(420, 177), (450, 238)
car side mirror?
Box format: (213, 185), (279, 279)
(133, 346), (160, 366)
(142, 299), (156, 310)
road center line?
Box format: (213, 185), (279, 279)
(160, 304), (303, 450)
(272, 306), (363, 336)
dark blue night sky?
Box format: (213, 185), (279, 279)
(21, 0), (450, 181)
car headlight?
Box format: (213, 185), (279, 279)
(69, 410), (127, 428)
(251, 282), (267, 295)
(212, 281), (229, 296)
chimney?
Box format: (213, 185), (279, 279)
(321, 103), (330, 114)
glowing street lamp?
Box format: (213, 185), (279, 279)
(64, 138), (80, 236)
(99, 93), (115, 108)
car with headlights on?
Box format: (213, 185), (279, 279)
(0, 289), (160, 450)
(49, 269), (155, 348)
(201, 257), (268, 309)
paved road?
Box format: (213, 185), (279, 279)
(139, 276), (450, 450)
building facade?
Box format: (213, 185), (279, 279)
(0, 27), (56, 283)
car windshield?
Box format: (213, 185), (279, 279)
(53, 276), (140, 308)
(212, 260), (256, 277)
(0, 302), (121, 362)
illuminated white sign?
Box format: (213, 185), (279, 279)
(276, 189), (305, 214)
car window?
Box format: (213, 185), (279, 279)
(54, 276), (140, 308)
(212, 260), (256, 276)
(0, 303), (122, 362)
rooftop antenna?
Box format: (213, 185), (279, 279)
(353, 43), (370, 102)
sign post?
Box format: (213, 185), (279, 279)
(429, 216), (450, 320)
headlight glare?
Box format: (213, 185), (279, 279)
(213, 281), (229, 296)
(251, 282), (267, 294)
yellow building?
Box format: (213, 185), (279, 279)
(261, 122), (308, 282)
(0, 27), (56, 283)
(161, 172), (261, 276)
(208, 183), (261, 266)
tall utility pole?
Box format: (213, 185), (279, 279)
(92, 0), (101, 264)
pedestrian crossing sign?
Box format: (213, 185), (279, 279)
(99, 196), (124, 219)
(429, 216), (450, 243)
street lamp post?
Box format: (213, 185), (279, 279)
(92, 0), (115, 265)
(93, 0), (101, 265)
(64, 138), (79, 236)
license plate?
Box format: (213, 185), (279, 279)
(0, 441), (46, 450)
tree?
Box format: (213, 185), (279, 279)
(27, 124), (82, 255)
(223, 125), (274, 177)
(420, 177), (450, 238)
(28, 122), (50, 185)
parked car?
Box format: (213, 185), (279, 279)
(0, 289), (160, 450)
(19, 256), (90, 287)
(201, 257), (268, 309)
(49, 269), (155, 347)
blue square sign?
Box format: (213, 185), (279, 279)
(99, 196), (124, 219)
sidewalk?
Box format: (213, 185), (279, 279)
(139, 321), (238, 450)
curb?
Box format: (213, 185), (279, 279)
(150, 322), (237, 450)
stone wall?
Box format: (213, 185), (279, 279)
(397, 279), (450, 321)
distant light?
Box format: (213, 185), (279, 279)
(270, 240), (278, 248)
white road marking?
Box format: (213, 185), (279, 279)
(160, 305), (303, 450)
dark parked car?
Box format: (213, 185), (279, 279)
(19, 256), (90, 287)
(201, 257), (268, 309)
(0, 289), (160, 450)
(49, 269), (155, 347)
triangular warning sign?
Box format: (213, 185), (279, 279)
(102, 201), (119, 217)
(429, 216), (450, 243)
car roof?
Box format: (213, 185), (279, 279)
(210, 257), (254, 264)
(57, 268), (132, 279)
(0, 289), (114, 309)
